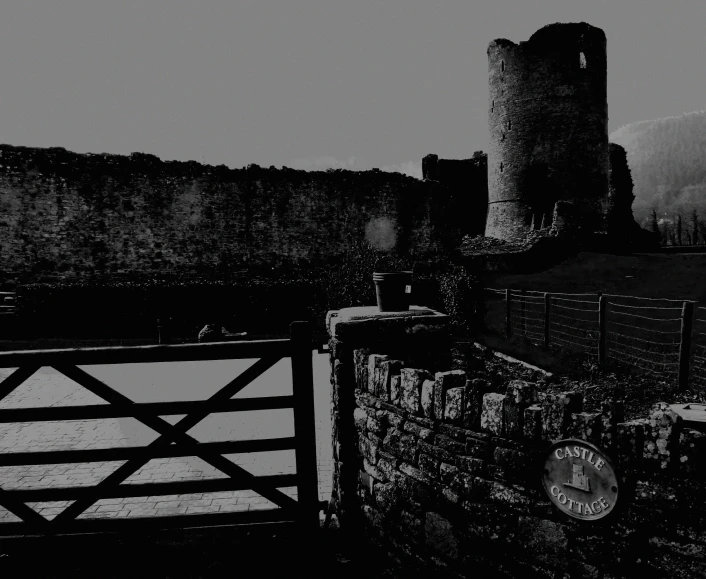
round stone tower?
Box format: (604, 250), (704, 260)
(484, 22), (609, 241)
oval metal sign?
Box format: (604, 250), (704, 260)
(541, 439), (619, 521)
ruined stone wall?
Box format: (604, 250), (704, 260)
(0, 145), (465, 284)
(328, 306), (706, 578)
(485, 23), (610, 242)
(422, 152), (488, 237)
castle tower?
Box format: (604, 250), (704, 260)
(484, 22), (610, 241)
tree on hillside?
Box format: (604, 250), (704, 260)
(650, 209), (659, 234)
(676, 214), (683, 245)
(691, 209), (700, 245)
(650, 208), (662, 243)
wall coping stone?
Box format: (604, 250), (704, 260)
(327, 306), (450, 343)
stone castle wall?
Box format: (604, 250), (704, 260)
(485, 23), (610, 241)
(0, 145), (471, 284)
(328, 306), (706, 578)
(422, 152), (488, 238)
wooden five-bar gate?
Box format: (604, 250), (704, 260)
(0, 321), (323, 538)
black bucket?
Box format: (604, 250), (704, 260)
(373, 271), (413, 312)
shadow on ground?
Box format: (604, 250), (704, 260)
(0, 524), (420, 579)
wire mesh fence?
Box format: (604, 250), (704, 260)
(485, 288), (704, 391)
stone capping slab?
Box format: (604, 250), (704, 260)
(326, 306), (449, 339)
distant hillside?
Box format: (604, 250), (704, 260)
(610, 110), (706, 223)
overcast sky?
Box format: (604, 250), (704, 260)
(1, 0), (704, 176)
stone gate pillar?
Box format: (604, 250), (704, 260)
(325, 305), (451, 535)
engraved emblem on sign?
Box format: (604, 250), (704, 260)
(541, 439), (619, 521)
(564, 464), (590, 492)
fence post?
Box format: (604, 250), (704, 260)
(505, 289), (513, 339)
(544, 293), (551, 349)
(157, 319), (162, 345)
(520, 289), (527, 337)
(598, 294), (607, 364)
(678, 301), (694, 391)
(290, 321), (320, 532)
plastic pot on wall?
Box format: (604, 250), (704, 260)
(373, 271), (412, 312)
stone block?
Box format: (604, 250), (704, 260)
(444, 387), (465, 425)
(679, 428), (706, 476)
(433, 370), (467, 421)
(366, 416), (386, 438)
(425, 512), (460, 561)
(566, 412), (602, 446)
(359, 470), (374, 495)
(463, 378), (494, 430)
(400, 462), (434, 485)
(363, 458), (387, 482)
(418, 440), (454, 464)
(355, 391), (378, 410)
(434, 434), (466, 455)
(358, 434), (379, 464)
(489, 482), (532, 507)
(421, 379), (436, 418)
(418, 453), (440, 478)
(383, 428), (418, 463)
(353, 407), (369, 431)
(465, 436), (493, 460)
(437, 423), (468, 442)
(644, 402), (683, 470)
(377, 455), (399, 480)
(523, 405), (542, 440)
(375, 360), (404, 401)
(481, 393), (506, 436)
(403, 421), (434, 441)
(376, 409), (405, 429)
(367, 354), (389, 395)
(456, 455), (487, 476)
(353, 348), (371, 391)
(542, 391), (582, 441)
(327, 306), (450, 344)
(439, 462), (459, 485)
(600, 399), (625, 451)
(400, 368), (432, 416)
(504, 380), (538, 439)
(616, 420), (645, 470)
(390, 375), (402, 406)
(516, 516), (569, 570)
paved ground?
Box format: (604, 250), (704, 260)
(0, 354), (333, 525)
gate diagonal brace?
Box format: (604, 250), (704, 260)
(0, 365), (42, 403)
(0, 487), (54, 532)
(48, 358), (299, 527)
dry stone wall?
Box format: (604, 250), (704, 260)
(328, 306), (706, 578)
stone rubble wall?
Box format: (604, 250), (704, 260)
(335, 346), (706, 578)
(0, 144), (465, 283)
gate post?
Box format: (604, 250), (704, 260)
(290, 321), (320, 532)
(326, 306), (451, 540)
